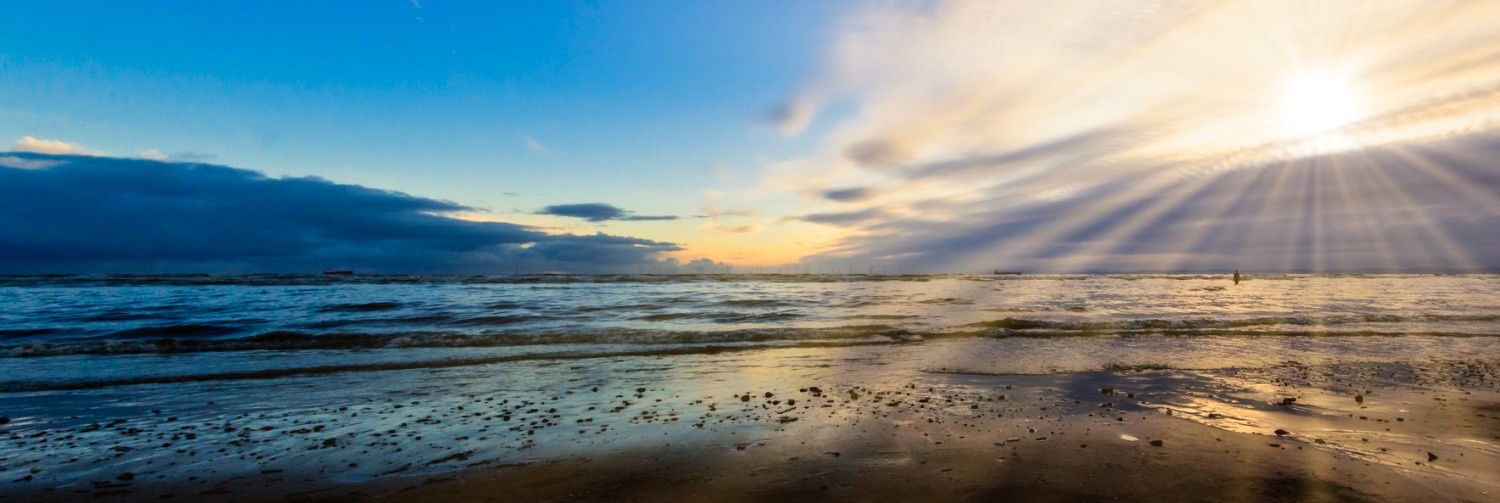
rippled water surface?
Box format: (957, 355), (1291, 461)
(1, 273), (1497, 389)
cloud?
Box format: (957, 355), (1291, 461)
(822, 187), (876, 202)
(709, 165), (737, 182)
(537, 203), (679, 222)
(521, 135), (549, 153)
(169, 151), (217, 162)
(139, 149), (218, 162)
(700, 204), (764, 234)
(796, 207), (888, 227)
(843, 138), (914, 169)
(706, 222), (763, 234)
(0, 153), (684, 273)
(767, 97), (814, 135)
(13, 136), (95, 155)
(761, 0), (1500, 272)
(0, 155), (64, 170)
(700, 205), (762, 219)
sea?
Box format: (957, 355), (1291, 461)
(2, 273), (1498, 497)
(2, 273), (1497, 392)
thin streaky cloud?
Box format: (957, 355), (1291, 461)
(13, 136), (96, 156)
(522, 135), (550, 154)
(537, 203), (679, 222)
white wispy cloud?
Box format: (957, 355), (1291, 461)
(706, 221), (763, 235)
(521, 135), (550, 154)
(708, 165), (738, 182)
(13, 136), (97, 155)
(701, 205), (762, 219)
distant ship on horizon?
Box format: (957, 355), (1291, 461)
(992, 270), (1023, 275)
(323, 269), (355, 276)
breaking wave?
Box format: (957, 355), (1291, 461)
(1, 325), (917, 357)
(7, 311), (1499, 358)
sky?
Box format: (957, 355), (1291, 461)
(3, 0), (1500, 273)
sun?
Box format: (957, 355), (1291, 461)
(1279, 72), (1361, 137)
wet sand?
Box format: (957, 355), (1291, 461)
(2, 340), (1497, 502)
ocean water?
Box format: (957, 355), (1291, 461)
(2, 273), (1498, 498)
(1, 273), (1497, 391)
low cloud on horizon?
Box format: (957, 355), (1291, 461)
(0, 153), (694, 274)
(536, 203), (679, 222)
(13, 136), (96, 156)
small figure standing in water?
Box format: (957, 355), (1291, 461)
(1233, 269), (1241, 285)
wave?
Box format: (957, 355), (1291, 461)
(105, 323), (247, 339)
(574, 304), (669, 313)
(78, 311), (171, 322)
(448, 315), (553, 326)
(960, 314), (1500, 333)
(303, 312), (464, 330)
(318, 301), (403, 312)
(633, 311), (804, 323)
(718, 299), (797, 307)
(391, 314), (457, 324)
(0, 328), (62, 339)
(10, 316), (1494, 359)
(917, 297), (976, 305)
(1, 325), (916, 357)
(5, 328), (1497, 361)
(0, 339), (905, 393)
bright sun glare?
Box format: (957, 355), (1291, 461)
(1279, 73), (1361, 137)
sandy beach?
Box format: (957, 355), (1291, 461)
(4, 338), (1496, 502)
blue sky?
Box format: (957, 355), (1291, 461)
(1, 1), (837, 229)
(4, 1), (1500, 273)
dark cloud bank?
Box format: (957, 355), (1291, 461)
(536, 203), (678, 222)
(0, 153), (692, 274)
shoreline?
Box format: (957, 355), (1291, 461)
(2, 341), (1496, 502)
(375, 359), (1500, 503)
